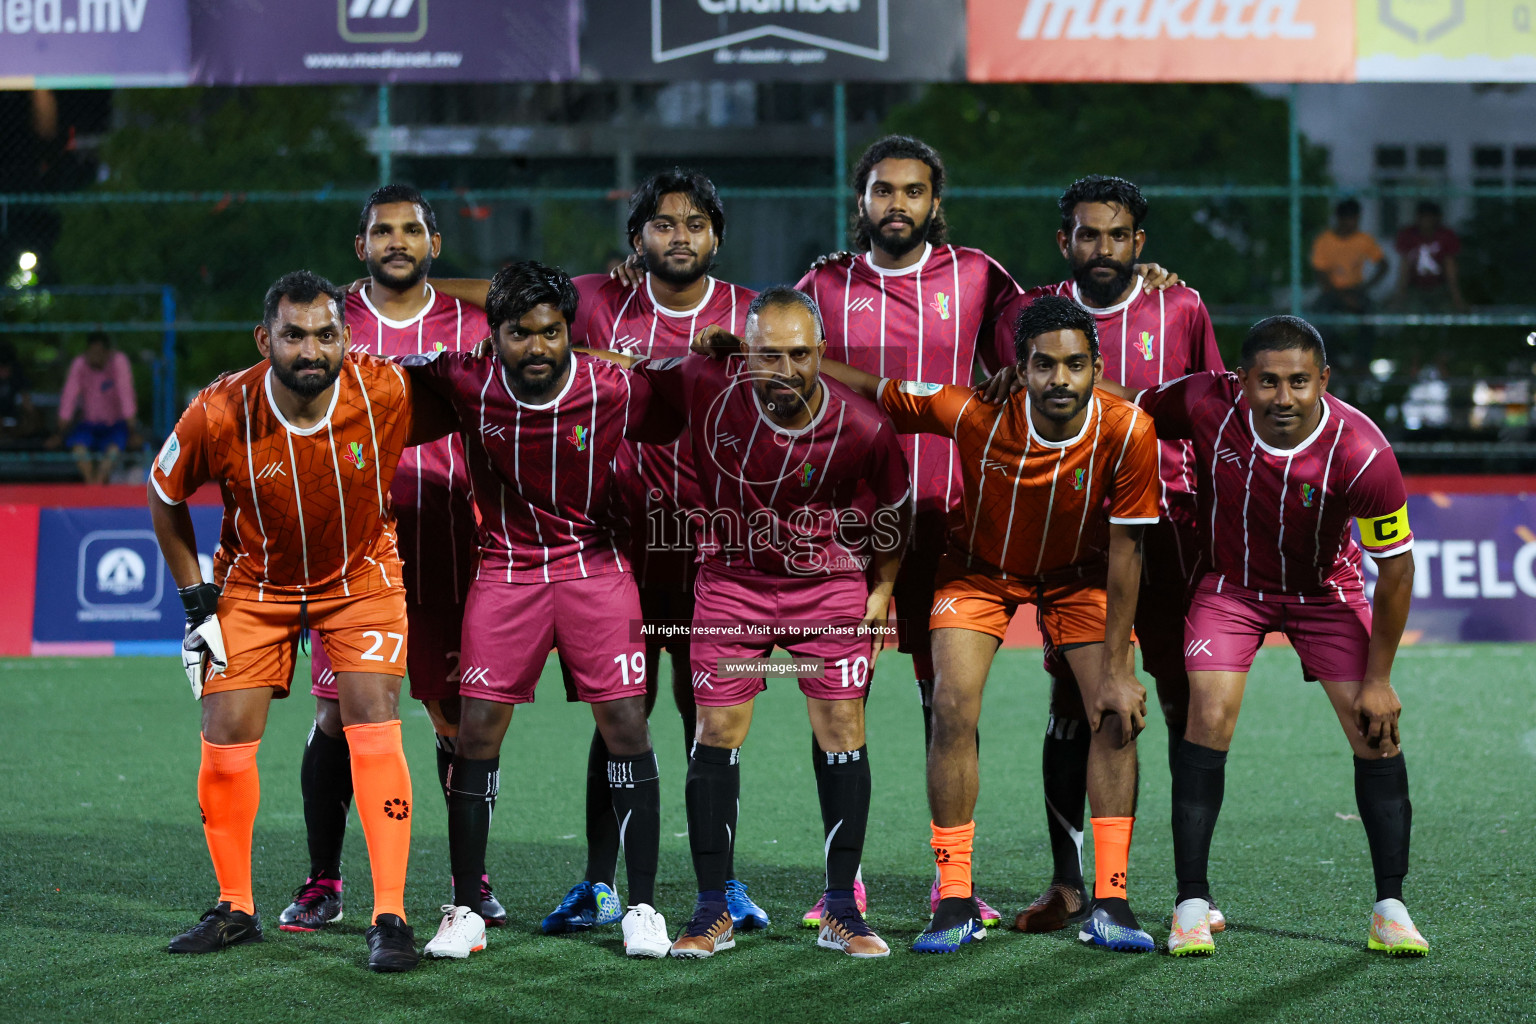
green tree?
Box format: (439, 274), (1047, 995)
(52, 87), (375, 392)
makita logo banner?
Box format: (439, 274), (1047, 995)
(969, 0), (1353, 81)
(582, 0), (963, 81)
(1016, 0), (1317, 40)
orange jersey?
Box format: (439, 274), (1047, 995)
(878, 381), (1160, 580)
(151, 352), (418, 602)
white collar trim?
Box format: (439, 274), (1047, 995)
(754, 379), (829, 437)
(647, 275), (717, 318)
(1070, 276), (1142, 316)
(499, 354), (578, 411)
(264, 366), (341, 437)
(1248, 395), (1331, 456)
(1025, 393), (1096, 449)
(861, 242), (933, 278)
(360, 282), (436, 329)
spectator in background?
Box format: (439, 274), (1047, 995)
(1311, 199), (1388, 366)
(55, 331), (138, 484)
(0, 343), (37, 443)
(1393, 201), (1467, 312)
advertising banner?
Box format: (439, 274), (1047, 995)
(581, 0), (965, 82)
(0, 0), (191, 89)
(189, 0), (578, 85)
(1356, 0), (1536, 81)
(32, 505), (222, 653)
(967, 0), (1355, 82)
(1364, 493), (1536, 644)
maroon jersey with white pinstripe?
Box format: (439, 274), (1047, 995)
(628, 354), (910, 579)
(1137, 371), (1412, 602)
(406, 350), (634, 583)
(797, 243), (1019, 516)
(345, 286), (487, 604)
(997, 279), (1223, 540)
(572, 273), (756, 587)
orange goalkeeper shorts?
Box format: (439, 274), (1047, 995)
(201, 588), (409, 697)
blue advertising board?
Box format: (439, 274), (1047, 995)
(33, 505), (222, 653)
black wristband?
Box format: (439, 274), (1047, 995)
(179, 582), (219, 623)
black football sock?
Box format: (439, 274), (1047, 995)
(434, 732), (455, 807)
(685, 743), (739, 895)
(300, 723), (352, 881)
(583, 728), (621, 889)
(608, 749), (661, 908)
(1355, 754), (1411, 902)
(446, 755), (499, 909)
(816, 746), (871, 893)
(672, 657), (698, 763)
(1172, 741), (1227, 905)
(1041, 714), (1090, 888)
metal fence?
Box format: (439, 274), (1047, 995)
(1, 83), (1534, 471)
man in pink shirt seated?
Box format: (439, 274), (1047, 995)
(56, 331), (139, 483)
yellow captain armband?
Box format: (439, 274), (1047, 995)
(1357, 504), (1411, 552)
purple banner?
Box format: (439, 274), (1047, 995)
(189, 0), (578, 85)
(0, 0), (190, 87)
(1364, 493), (1536, 643)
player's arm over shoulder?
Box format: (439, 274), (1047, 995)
(875, 378), (971, 438)
(1132, 369), (1231, 440)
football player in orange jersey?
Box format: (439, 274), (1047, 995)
(814, 295), (1161, 953)
(149, 271), (449, 972)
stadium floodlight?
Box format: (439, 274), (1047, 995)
(17, 252), (37, 272)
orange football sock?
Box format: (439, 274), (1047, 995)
(930, 820), (975, 900)
(198, 735), (262, 916)
(345, 720), (412, 924)
(1091, 815), (1134, 900)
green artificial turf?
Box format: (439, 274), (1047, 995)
(1, 646), (1532, 1023)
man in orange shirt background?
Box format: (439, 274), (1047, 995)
(1310, 199), (1388, 366)
(819, 294), (1161, 954)
(148, 270), (449, 972)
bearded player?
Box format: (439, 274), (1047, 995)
(545, 169), (768, 936)
(1105, 317), (1424, 957)
(595, 288), (911, 959)
(150, 271), (446, 971)
(398, 173), (769, 933)
(280, 185), (504, 934)
(795, 138), (1178, 928)
(406, 261), (668, 960)
(820, 294), (1162, 953)
(989, 176), (1227, 934)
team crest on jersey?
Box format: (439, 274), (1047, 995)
(930, 292), (951, 321)
(1300, 482), (1316, 508)
(568, 424), (590, 451)
(1136, 331), (1156, 361)
(1072, 467), (1085, 490)
(797, 462), (816, 487)
(342, 441), (367, 470)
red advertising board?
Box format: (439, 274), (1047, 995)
(968, 0), (1356, 82)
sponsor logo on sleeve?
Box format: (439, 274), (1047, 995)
(899, 380), (944, 396)
(156, 433), (181, 475)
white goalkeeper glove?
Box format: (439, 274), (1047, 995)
(179, 583), (227, 699)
